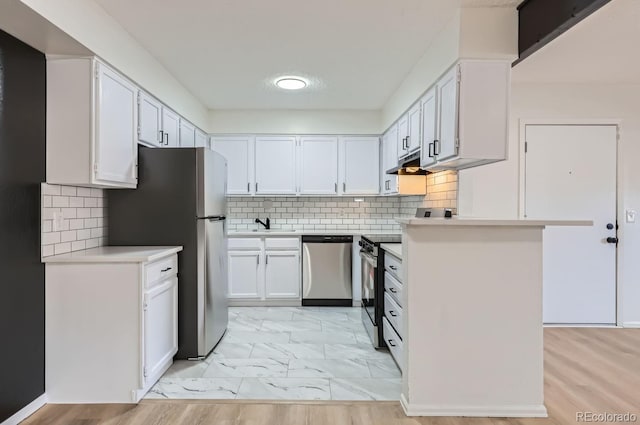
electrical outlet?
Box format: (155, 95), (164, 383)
(52, 211), (64, 231)
(626, 209), (636, 224)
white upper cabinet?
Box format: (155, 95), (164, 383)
(161, 108), (180, 148)
(425, 60), (510, 171)
(420, 86), (438, 168)
(255, 136), (297, 195)
(195, 130), (209, 148)
(179, 120), (196, 147)
(396, 114), (409, 160)
(47, 57), (137, 188)
(381, 126), (399, 195)
(396, 102), (421, 159)
(211, 136), (255, 195)
(339, 136), (380, 195)
(436, 66), (458, 162)
(298, 136), (339, 195)
(407, 102), (421, 153)
(137, 92), (163, 148)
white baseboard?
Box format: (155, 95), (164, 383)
(1, 394), (47, 425)
(400, 394), (548, 418)
(622, 321), (640, 328)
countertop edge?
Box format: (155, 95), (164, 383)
(380, 243), (402, 260)
(43, 246), (184, 264)
(396, 218), (593, 227)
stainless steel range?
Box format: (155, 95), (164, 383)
(359, 233), (401, 348)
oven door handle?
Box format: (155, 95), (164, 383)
(359, 250), (377, 267)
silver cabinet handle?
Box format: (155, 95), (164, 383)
(164, 133), (169, 145)
(343, 182), (346, 192)
(266, 255), (269, 265)
(257, 255), (259, 265)
(389, 265), (397, 270)
(406, 135), (410, 149)
(335, 183), (337, 193)
(159, 130), (164, 144)
(389, 287), (397, 293)
(389, 311), (397, 317)
(161, 267), (172, 273)
(247, 182), (250, 193)
(387, 339), (397, 347)
(256, 182), (259, 192)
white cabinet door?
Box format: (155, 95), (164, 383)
(161, 108), (180, 148)
(381, 126), (398, 194)
(340, 137), (380, 195)
(407, 102), (421, 153)
(299, 136), (338, 195)
(420, 86), (438, 168)
(265, 251), (300, 299)
(228, 251), (262, 299)
(179, 121), (196, 147)
(137, 92), (162, 147)
(211, 136), (254, 195)
(255, 136), (297, 195)
(143, 277), (178, 384)
(195, 130), (209, 148)
(397, 114), (409, 160)
(436, 65), (459, 161)
(94, 62), (137, 186)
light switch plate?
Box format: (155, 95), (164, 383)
(626, 209), (636, 223)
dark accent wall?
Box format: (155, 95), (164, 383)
(0, 29), (46, 422)
(516, 0), (612, 64)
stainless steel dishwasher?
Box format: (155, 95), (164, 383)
(302, 235), (353, 306)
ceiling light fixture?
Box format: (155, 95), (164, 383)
(275, 77), (307, 90)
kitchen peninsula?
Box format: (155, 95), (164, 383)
(397, 218), (591, 418)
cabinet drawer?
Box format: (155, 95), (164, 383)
(384, 292), (403, 337)
(384, 271), (403, 307)
(264, 237), (300, 250)
(382, 317), (403, 373)
(145, 255), (178, 288)
(228, 237), (262, 250)
(384, 252), (402, 281)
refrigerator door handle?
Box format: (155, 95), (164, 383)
(198, 215), (227, 221)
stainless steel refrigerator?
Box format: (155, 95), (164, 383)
(108, 147), (228, 359)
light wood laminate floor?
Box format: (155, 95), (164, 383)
(22, 328), (640, 424)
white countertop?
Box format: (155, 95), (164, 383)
(43, 246), (183, 263)
(229, 229), (401, 237)
(396, 217), (593, 227)
(380, 243), (402, 259)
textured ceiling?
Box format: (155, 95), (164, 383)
(94, 0), (464, 110)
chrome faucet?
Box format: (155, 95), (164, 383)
(255, 217), (271, 230)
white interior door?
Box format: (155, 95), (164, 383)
(524, 124), (617, 324)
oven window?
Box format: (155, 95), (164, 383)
(361, 252), (376, 322)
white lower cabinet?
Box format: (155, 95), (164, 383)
(44, 248), (181, 403)
(228, 250), (263, 299)
(383, 249), (403, 373)
(265, 251), (301, 299)
(228, 237), (301, 305)
(143, 276), (178, 384)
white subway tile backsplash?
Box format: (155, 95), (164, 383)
(41, 183), (107, 258)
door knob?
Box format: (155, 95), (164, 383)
(606, 223), (614, 230)
(606, 237), (618, 244)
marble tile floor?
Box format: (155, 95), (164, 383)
(147, 306), (401, 401)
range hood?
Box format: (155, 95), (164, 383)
(386, 150), (429, 175)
